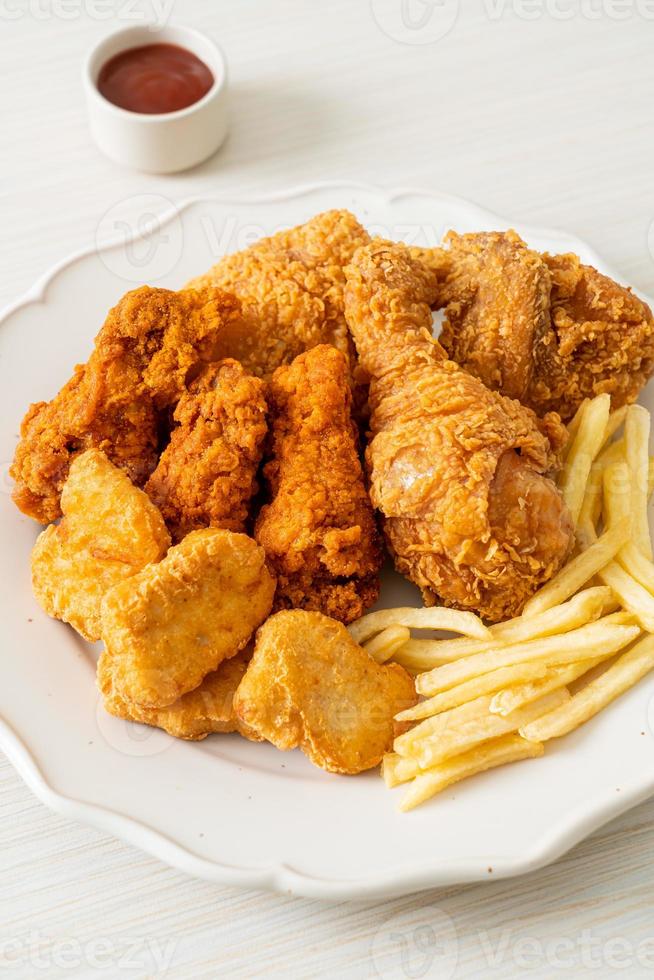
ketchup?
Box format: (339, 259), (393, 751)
(97, 43), (214, 115)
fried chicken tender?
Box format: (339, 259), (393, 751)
(233, 610), (417, 774)
(437, 230), (654, 421)
(99, 647), (259, 741)
(11, 285), (242, 523)
(31, 450), (170, 642)
(185, 209), (371, 380)
(145, 360), (268, 542)
(344, 241), (574, 622)
(99, 528), (275, 708)
(254, 345), (382, 623)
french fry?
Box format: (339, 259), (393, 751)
(625, 404), (652, 560)
(559, 394), (611, 526)
(602, 460), (632, 529)
(399, 735), (544, 812)
(394, 695), (494, 756)
(348, 606), (489, 645)
(578, 462), (604, 533)
(363, 626), (411, 664)
(520, 634), (654, 742)
(489, 657), (604, 717)
(618, 542), (654, 595)
(416, 618), (640, 696)
(522, 519), (630, 618)
(563, 399), (589, 460)
(601, 405), (628, 447)
(413, 689), (569, 770)
(395, 663), (549, 722)
(577, 440), (627, 535)
(393, 637), (486, 671)
(393, 587), (613, 672)
(382, 752), (420, 788)
(597, 561), (654, 633)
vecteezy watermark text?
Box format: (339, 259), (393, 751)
(0, 0), (175, 27)
(0, 931), (177, 972)
(371, 0), (654, 46)
(483, 0), (654, 20)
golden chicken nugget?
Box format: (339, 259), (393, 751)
(98, 647), (259, 740)
(233, 610), (417, 774)
(31, 449), (170, 642)
(100, 528), (275, 708)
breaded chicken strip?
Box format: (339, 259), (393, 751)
(99, 528), (275, 708)
(99, 647), (259, 741)
(437, 230), (654, 421)
(185, 209), (371, 380)
(11, 285), (242, 523)
(344, 241), (573, 622)
(255, 345), (382, 623)
(31, 450), (170, 642)
(145, 360), (268, 542)
(233, 610), (417, 774)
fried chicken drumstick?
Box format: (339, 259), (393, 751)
(344, 241), (574, 622)
(255, 344), (382, 624)
(11, 286), (241, 523)
(436, 230), (654, 421)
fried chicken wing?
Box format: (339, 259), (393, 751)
(344, 241), (573, 622)
(11, 285), (242, 523)
(99, 647), (259, 741)
(185, 209), (371, 380)
(145, 360), (268, 542)
(437, 230), (654, 421)
(439, 230), (551, 403)
(254, 345), (382, 623)
(31, 449), (170, 642)
(534, 251), (654, 419)
(99, 528), (275, 708)
(232, 610), (417, 774)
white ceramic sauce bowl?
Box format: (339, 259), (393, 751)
(84, 24), (228, 174)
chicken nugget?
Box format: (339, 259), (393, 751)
(100, 528), (275, 708)
(233, 610), (417, 774)
(145, 360), (268, 542)
(98, 647), (259, 740)
(31, 450), (170, 642)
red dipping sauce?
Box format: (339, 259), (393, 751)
(97, 43), (214, 115)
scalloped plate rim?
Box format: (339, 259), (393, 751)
(2, 181), (653, 900)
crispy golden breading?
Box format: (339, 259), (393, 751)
(99, 647), (259, 741)
(436, 230), (654, 421)
(254, 345), (382, 624)
(145, 360), (268, 542)
(99, 528), (275, 708)
(233, 610), (417, 774)
(439, 230), (551, 404)
(344, 241), (573, 622)
(534, 252), (654, 419)
(185, 210), (371, 380)
(31, 450), (170, 642)
(11, 285), (242, 523)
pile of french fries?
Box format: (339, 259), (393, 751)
(350, 394), (654, 811)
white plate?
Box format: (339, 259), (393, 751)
(2, 183), (654, 901)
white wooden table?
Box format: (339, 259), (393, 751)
(2, 3), (654, 976)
